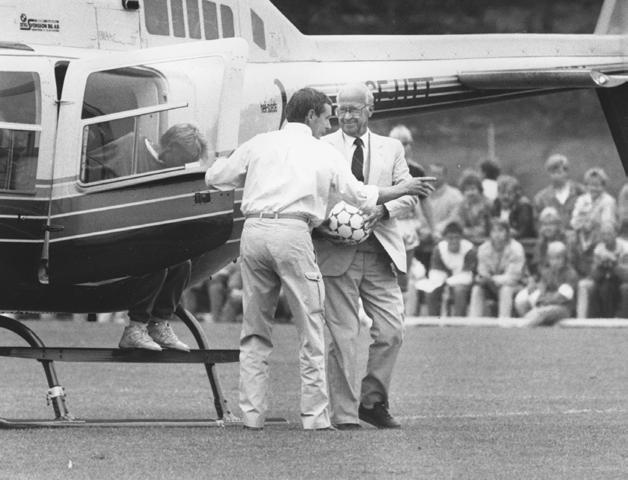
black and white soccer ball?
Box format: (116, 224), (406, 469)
(326, 201), (371, 245)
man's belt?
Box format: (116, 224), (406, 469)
(245, 212), (310, 223)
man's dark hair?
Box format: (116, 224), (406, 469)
(285, 88), (332, 123)
(479, 159), (501, 180)
(443, 221), (463, 237)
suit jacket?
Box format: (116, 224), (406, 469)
(314, 129), (416, 276)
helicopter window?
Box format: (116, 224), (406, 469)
(203, 1), (219, 40)
(187, 0), (202, 39)
(0, 129), (39, 191)
(221, 5), (235, 38)
(144, 0), (169, 36)
(81, 112), (166, 183)
(82, 67), (167, 119)
(80, 67), (171, 183)
(171, 0), (186, 38)
(0, 72), (40, 192)
(251, 10), (266, 50)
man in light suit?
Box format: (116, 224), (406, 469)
(314, 83), (431, 429)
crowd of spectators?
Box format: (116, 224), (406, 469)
(408, 151), (628, 323)
(181, 127), (628, 324)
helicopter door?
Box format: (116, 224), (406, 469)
(0, 56), (58, 284)
(45, 39), (247, 284)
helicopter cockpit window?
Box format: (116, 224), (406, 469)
(171, 0), (186, 38)
(221, 5), (235, 38)
(187, 0), (202, 39)
(251, 10), (266, 50)
(80, 67), (172, 183)
(203, 1), (219, 40)
(0, 72), (40, 192)
(144, 0), (169, 35)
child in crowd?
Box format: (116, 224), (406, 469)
(530, 206), (575, 277)
(491, 174), (536, 240)
(208, 260), (243, 323)
(453, 169), (492, 245)
(469, 218), (527, 318)
(570, 167), (617, 236)
(515, 241), (578, 326)
(570, 202), (601, 318)
(423, 222), (477, 316)
(479, 158), (500, 202)
(533, 154), (584, 230)
(588, 221), (628, 318)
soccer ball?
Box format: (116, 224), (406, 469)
(326, 201), (371, 245)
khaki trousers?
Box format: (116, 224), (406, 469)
(239, 218), (330, 429)
(324, 251), (404, 425)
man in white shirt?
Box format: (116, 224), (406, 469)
(205, 87), (434, 431)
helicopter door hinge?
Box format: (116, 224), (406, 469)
(43, 224), (64, 233)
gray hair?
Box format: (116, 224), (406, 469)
(337, 83), (374, 107)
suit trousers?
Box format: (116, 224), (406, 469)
(324, 250), (404, 424)
(239, 218), (330, 429)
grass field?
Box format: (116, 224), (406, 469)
(2, 320), (628, 479)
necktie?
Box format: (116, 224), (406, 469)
(351, 137), (364, 182)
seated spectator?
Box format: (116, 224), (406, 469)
(529, 206), (575, 277)
(208, 260), (243, 323)
(181, 279), (211, 322)
(479, 158), (501, 202)
(469, 218), (527, 318)
(515, 241), (578, 326)
(415, 162), (463, 269)
(588, 222), (628, 318)
(491, 174), (536, 239)
(570, 167), (617, 236)
(208, 259), (291, 323)
(534, 153), (585, 230)
(571, 208), (601, 318)
(422, 222), (477, 316)
(388, 126), (434, 315)
(453, 169), (492, 245)
(617, 182), (628, 238)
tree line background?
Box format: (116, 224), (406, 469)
(269, 0), (625, 200)
(270, 0), (602, 35)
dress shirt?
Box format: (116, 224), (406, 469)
(205, 123), (378, 226)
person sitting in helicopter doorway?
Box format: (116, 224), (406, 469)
(118, 124), (209, 351)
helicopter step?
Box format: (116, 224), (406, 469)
(0, 346), (240, 363)
(0, 307), (283, 428)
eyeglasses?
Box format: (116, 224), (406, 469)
(336, 105), (368, 117)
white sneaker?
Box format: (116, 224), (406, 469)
(147, 320), (190, 352)
(119, 322), (162, 351)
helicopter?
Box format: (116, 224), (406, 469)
(0, 0), (626, 426)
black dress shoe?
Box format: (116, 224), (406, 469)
(333, 423), (362, 431)
(358, 402), (401, 429)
